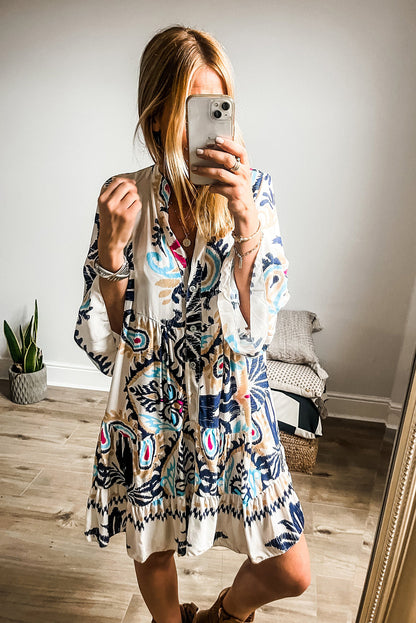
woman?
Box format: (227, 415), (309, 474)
(74, 25), (310, 623)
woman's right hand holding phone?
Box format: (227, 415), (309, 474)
(97, 176), (142, 271)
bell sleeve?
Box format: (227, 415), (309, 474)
(217, 169), (290, 357)
(73, 204), (131, 377)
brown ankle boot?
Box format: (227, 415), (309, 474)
(194, 587), (255, 623)
(181, 602), (199, 623)
(151, 601), (198, 623)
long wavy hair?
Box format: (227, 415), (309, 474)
(135, 25), (240, 242)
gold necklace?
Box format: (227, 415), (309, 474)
(170, 200), (195, 248)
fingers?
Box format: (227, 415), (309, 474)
(192, 158), (251, 187)
(208, 182), (235, 199)
(99, 176), (139, 210)
(97, 176), (142, 251)
(193, 137), (249, 184)
(120, 191), (141, 212)
(192, 164), (238, 186)
(213, 136), (248, 165)
(196, 147), (241, 172)
(100, 176), (136, 198)
(195, 139), (253, 207)
(100, 176), (125, 195)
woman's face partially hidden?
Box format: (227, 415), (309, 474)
(153, 65), (226, 162)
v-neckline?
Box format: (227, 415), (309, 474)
(168, 198), (197, 264)
(154, 165), (202, 275)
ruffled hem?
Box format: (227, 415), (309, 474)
(85, 473), (304, 564)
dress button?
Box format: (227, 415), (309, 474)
(189, 325), (197, 333)
(190, 361), (196, 369)
(189, 284), (197, 293)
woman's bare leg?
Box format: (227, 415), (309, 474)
(133, 549), (181, 623)
(222, 534), (311, 620)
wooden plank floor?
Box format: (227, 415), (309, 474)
(0, 381), (394, 623)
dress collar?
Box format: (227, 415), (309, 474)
(151, 164), (190, 271)
(153, 165), (171, 212)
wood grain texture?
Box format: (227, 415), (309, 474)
(0, 381), (393, 622)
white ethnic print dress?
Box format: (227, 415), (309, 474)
(74, 164), (304, 563)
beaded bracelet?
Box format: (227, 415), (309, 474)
(232, 219), (261, 243)
(235, 233), (263, 268)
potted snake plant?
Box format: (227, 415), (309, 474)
(3, 299), (47, 404)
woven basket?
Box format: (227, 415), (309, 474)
(280, 431), (319, 475)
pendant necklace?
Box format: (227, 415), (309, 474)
(170, 200), (195, 248)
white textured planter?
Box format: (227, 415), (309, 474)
(8, 364), (47, 404)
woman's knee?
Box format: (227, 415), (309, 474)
(286, 564), (311, 596)
(255, 537), (311, 598)
(283, 537), (311, 596)
(277, 562), (311, 598)
(280, 542), (311, 597)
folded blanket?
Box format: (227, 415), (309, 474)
(270, 388), (323, 439)
(266, 359), (328, 419)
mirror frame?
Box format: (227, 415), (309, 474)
(356, 348), (416, 622)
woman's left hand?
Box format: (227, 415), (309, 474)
(191, 136), (256, 218)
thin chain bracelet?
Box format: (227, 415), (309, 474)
(235, 232), (263, 269)
(232, 219), (261, 243)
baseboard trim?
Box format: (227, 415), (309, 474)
(0, 358), (111, 393)
(0, 358), (403, 428)
(326, 391), (403, 430)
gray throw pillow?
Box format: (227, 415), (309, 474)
(266, 310), (328, 380)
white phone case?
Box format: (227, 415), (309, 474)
(186, 94), (235, 185)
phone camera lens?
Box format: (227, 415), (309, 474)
(213, 109), (222, 118)
(222, 101), (230, 111)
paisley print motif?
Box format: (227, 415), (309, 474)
(202, 428), (219, 459)
(74, 164), (304, 564)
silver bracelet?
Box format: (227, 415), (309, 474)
(94, 256), (130, 281)
(232, 219), (261, 243)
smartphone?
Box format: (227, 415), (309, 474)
(186, 94), (235, 185)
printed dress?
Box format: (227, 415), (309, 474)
(74, 164), (304, 563)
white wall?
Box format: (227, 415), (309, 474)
(1, 0), (415, 404)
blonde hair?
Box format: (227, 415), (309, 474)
(135, 25), (240, 242)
